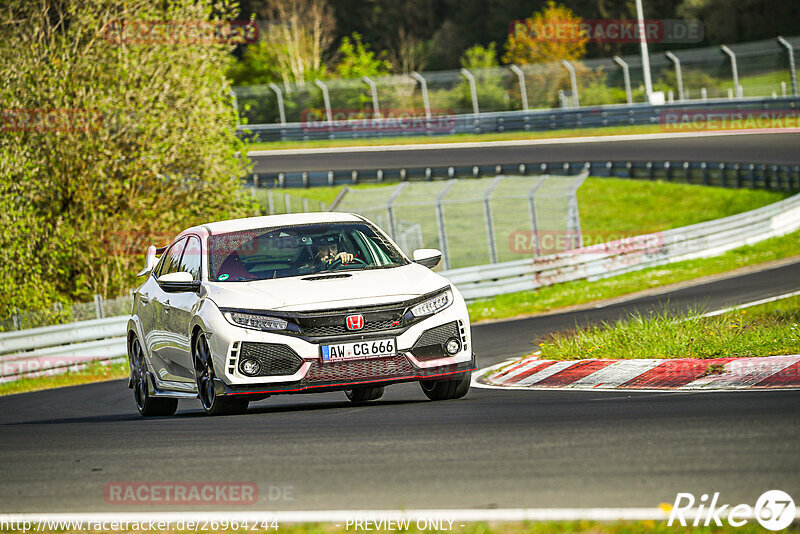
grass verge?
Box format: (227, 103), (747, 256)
(467, 229), (800, 323)
(0, 359), (129, 397)
(539, 296), (800, 360)
(243, 120), (796, 152)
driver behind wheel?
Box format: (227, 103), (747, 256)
(313, 235), (353, 268)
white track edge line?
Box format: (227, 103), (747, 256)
(699, 289), (800, 317)
(247, 129), (800, 156)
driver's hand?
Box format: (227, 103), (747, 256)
(336, 252), (354, 264)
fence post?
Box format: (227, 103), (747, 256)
(509, 65), (529, 111)
(665, 51), (684, 101)
(314, 79), (334, 126)
(284, 194), (291, 214)
(720, 45), (741, 99)
(568, 170), (589, 250)
(411, 72), (431, 120)
(460, 68), (480, 116)
(303, 198), (309, 213)
(385, 182), (409, 240)
(267, 190), (274, 214)
(561, 60), (580, 107)
(527, 175), (547, 256)
(362, 76), (381, 118)
(12, 308), (20, 330)
(268, 83), (287, 124)
(435, 180), (457, 270)
(613, 56), (633, 104)
(777, 37), (798, 97)
(94, 294), (104, 319)
(483, 176), (504, 263)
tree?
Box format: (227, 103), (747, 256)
(0, 0), (253, 318)
(260, 0), (336, 84)
(502, 1), (588, 65)
(334, 33), (393, 79)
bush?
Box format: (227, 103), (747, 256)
(0, 0), (254, 319)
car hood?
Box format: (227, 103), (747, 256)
(205, 263), (449, 311)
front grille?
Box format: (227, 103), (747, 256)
(302, 319), (398, 337)
(239, 342), (304, 376)
(410, 321), (460, 360)
(302, 355), (414, 383)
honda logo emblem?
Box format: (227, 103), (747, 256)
(346, 314), (364, 330)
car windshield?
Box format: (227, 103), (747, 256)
(208, 222), (408, 282)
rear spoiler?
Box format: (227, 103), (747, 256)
(137, 245), (168, 277)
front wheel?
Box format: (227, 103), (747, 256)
(130, 336), (178, 417)
(419, 372), (471, 401)
(345, 386), (385, 403)
(194, 333), (249, 416)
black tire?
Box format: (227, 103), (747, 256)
(194, 333), (249, 416)
(129, 336), (178, 417)
(419, 371), (472, 401)
(345, 386), (385, 403)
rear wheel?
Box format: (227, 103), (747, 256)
(345, 386), (385, 403)
(194, 333), (249, 416)
(130, 337), (178, 417)
(419, 372), (471, 401)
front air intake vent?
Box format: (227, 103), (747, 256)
(238, 342), (304, 377)
(410, 321), (460, 360)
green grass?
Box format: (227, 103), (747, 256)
(0, 359), (129, 397)
(468, 228), (800, 323)
(539, 295), (800, 361)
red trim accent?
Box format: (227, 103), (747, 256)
(227, 367), (477, 395)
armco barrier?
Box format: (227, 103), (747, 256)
(3, 185), (800, 381)
(250, 160), (800, 190)
(239, 96), (800, 143)
(0, 317), (127, 381)
(442, 190), (800, 300)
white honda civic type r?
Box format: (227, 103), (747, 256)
(127, 212), (475, 416)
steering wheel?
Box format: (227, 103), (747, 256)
(326, 256), (367, 270)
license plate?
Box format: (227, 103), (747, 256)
(320, 338), (396, 363)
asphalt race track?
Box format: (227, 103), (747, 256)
(1, 259), (799, 513)
(251, 132), (800, 173)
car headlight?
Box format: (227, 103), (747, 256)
(410, 288), (453, 318)
(225, 312), (288, 331)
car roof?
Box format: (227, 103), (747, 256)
(179, 212), (364, 237)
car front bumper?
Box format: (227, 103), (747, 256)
(204, 295), (475, 396)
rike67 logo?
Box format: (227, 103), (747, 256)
(668, 490), (796, 530)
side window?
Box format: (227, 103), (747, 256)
(179, 236), (202, 281)
(157, 238), (186, 277)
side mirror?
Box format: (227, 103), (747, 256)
(157, 271), (200, 293)
(413, 248), (442, 269)
(137, 245), (157, 277)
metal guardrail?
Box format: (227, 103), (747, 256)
(239, 96), (800, 143)
(442, 191), (800, 300)
(0, 317), (127, 381)
(250, 159), (800, 190)
(4, 173), (800, 381)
